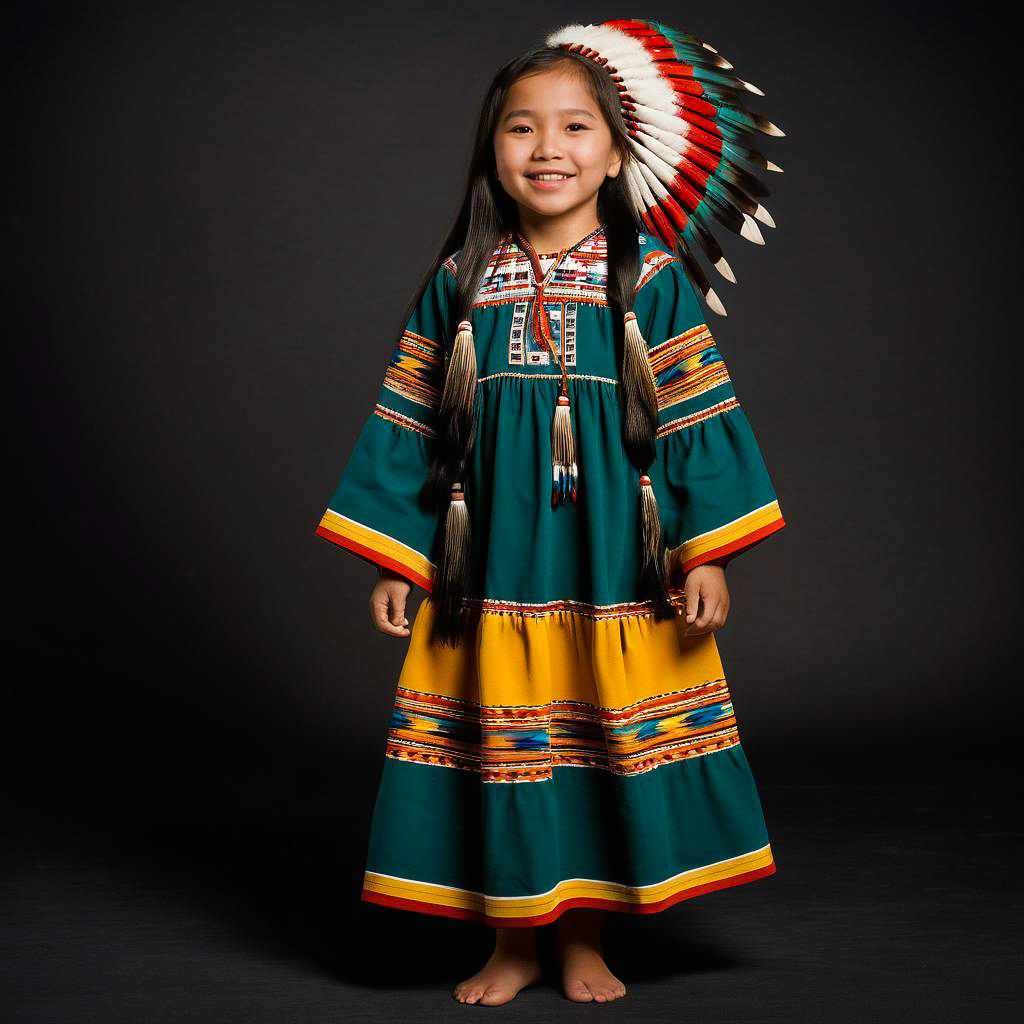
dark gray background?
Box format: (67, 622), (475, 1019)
(10, 0), (1017, 826)
(7, 4), (1021, 1022)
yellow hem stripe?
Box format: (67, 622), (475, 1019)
(363, 844), (774, 918)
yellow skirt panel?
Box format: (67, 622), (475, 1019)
(398, 595), (725, 710)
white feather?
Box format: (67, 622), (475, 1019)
(740, 213), (765, 245)
(626, 101), (693, 142)
(633, 128), (684, 168)
(625, 161), (659, 210)
(620, 163), (649, 217)
(714, 256), (736, 284)
(706, 287), (727, 316)
(628, 138), (682, 195)
(545, 24), (678, 115)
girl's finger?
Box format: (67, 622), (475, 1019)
(378, 615), (410, 637)
(694, 596), (719, 630)
(370, 593), (407, 635)
(683, 597), (705, 635)
(684, 587), (701, 624)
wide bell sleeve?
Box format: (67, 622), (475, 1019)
(314, 260), (456, 592)
(633, 255), (786, 574)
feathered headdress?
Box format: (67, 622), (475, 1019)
(546, 18), (784, 315)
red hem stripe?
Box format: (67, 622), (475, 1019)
(680, 516), (786, 573)
(361, 859), (776, 928)
(315, 524), (433, 593)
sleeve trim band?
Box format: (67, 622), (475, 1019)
(669, 500), (786, 573)
(315, 509), (435, 592)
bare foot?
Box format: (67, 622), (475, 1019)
(554, 908), (627, 1003)
(452, 926), (542, 1006)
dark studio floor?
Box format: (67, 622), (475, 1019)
(2, 778), (1020, 1023)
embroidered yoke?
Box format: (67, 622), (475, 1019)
(315, 226), (786, 926)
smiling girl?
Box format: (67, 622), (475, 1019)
(315, 19), (786, 1006)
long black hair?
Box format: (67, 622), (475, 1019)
(394, 46), (675, 646)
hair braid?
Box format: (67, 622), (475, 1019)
(604, 214), (676, 620)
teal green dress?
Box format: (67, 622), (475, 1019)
(316, 225), (786, 925)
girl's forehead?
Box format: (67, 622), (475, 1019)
(501, 68), (597, 112)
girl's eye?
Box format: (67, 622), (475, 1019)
(508, 123), (590, 134)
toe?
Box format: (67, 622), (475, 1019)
(479, 987), (510, 1006)
(565, 979), (594, 1002)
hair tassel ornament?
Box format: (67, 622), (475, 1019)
(437, 319), (478, 454)
(622, 311), (658, 415)
(638, 474), (673, 612)
(435, 480), (470, 644)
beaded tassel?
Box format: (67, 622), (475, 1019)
(551, 389), (578, 506)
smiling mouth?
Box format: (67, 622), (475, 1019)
(525, 172), (575, 180)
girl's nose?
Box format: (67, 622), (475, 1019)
(532, 130), (564, 158)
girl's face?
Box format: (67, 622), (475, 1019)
(493, 66), (623, 225)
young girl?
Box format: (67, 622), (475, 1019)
(315, 19), (786, 1006)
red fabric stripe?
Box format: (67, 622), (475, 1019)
(315, 524), (432, 592)
(361, 859), (776, 928)
(680, 517), (786, 573)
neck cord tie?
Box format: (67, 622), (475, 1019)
(515, 230), (586, 506)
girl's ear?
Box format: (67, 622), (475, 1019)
(607, 147), (624, 180)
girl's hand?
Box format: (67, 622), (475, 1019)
(682, 563), (730, 636)
(369, 569), (411, 637)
